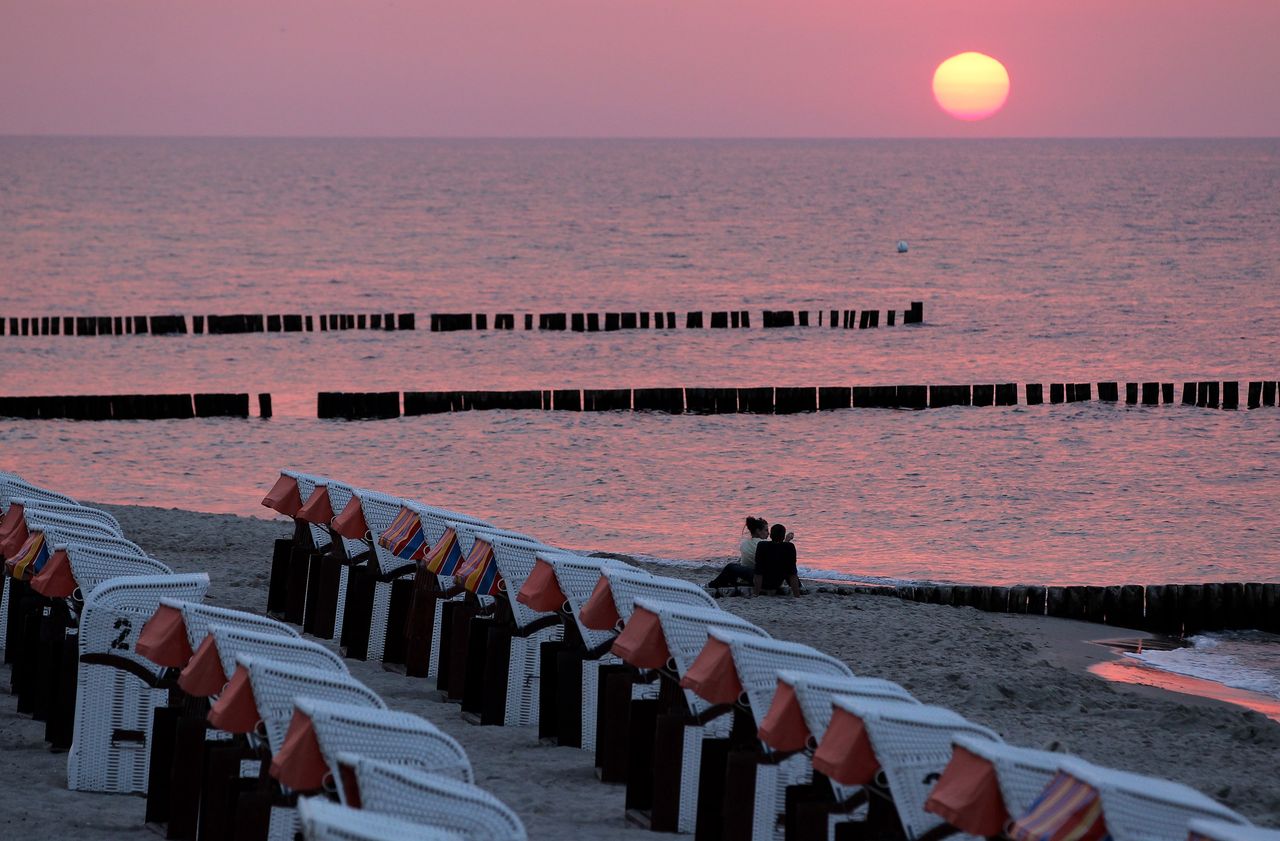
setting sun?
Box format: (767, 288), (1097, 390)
(932, 52), (1010, 121)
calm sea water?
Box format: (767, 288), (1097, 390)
(1, 138), (1277, 587)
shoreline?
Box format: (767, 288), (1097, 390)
(1, 501), (1276, 838)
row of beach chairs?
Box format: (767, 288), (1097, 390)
(2, 468), (1277, 841)
(0, 471), (529, 840)
(254, 468), (1278, 841)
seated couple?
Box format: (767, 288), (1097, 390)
(710, 515), (803, 597)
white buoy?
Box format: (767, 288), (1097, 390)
(897, 240), (909, 253)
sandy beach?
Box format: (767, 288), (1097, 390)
(1, 502), (1277, 839)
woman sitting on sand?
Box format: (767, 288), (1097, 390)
(707, 516), (769, 588)
(753, 523), (802, 597)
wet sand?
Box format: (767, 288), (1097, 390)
(1, 503), (1277, 839)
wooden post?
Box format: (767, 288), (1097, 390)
(1007, 586), (1028, 613)
(1182, 382), (1196, 405)
(572, 313), (586, 332)
(686, 312), (703, 328)
(1161, 383), (1173, 403)
(640, 312), (650, 329)
(737, 387), (774, 414)
(1248, 381), (1263, 409)
(829, 309), (838, 328)
(267, 314), (282, 332)
(994, 383), (1017, 406)
(1098, 382), (1119, 401)
(1045, 586), (1066, 617)
(633, 388), (684, 414)
(605, 313), (620, 331)
(1203, 381), (1220, 408)
(1263, 381), (1277, 407)
(897, 385), (927, 410)
(818, 387), (852, 410)
(305, 315), (313, 331)
(1074, 383), (1092, 401)
(928, 385), (970, 408)
(524, 314), (534, 330)
(620, 312), (637, 329)
(553, 389), (581, 411)
(798, 311), (809, 327)
(1141, 382), (1159, 405)
(1050, 383), (1065, 404)
(1221, 381), (1239, 410)
(774, 387), (817, 414)
(886, 311), (895, 326)
(1125, 383), (1138, 404)
(399, 313), (416, 330)
(904, 301), (923, 324)
(710, 312), (729, 328)
(972, 384), (995, 406)
(1026, 384), (1044, 405)
(587, 313), (599, 332)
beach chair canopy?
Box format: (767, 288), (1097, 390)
(335, 753), (527, 841)
(30, 540), (170, 599)
(580, 568), (716, 632)
(136, 598), (298, 669)
(758, 670), (917, 753)
(271, 698), (472, 793)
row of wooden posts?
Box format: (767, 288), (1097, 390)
(844, 580), (1280, 634)
(0, 302), (922, 337)
(0, 394), (269, 420)
(315, 380), (1278, 419)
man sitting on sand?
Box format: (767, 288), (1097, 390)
(753, 523), (802, 597)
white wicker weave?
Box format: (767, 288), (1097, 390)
(1187, 820), (1276, 841)
(57, 540), (171, 597)
(7, 496), (124, 536)
(828, 696), (1001, 841)
(68, 573), (211, 794)
(0, 576), (9, 653)
(541, 552), (638, 652)
(236, 655), (387, 754)
(164, 598), (300, 651)
(0, 474), (80, 508)
(340, 754), (527, 841)
(208, 624), (348, 685)
(1057, 758), (1248, 841)
(21, 505), (124, 540)
(947, 734), (1069, 821)
(297, 698), (473, 790)
(296, 796), (465, 841)
(358, 488), (493, 577)
(601, 568), (718, 628)
(776, 670), (918, 747)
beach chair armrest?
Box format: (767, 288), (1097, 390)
(80, 652), (174, 689)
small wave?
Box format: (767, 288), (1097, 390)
(1127, 631), (1280, 700)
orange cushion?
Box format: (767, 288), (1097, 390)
(178, 635), (229, 697)
(29, 548), (77, 598)
(679, 637), (743, 704)
(516, 558), (566, 613)
(579, 577), (621, 631)
(610, 606), (670, 669)
(261, 474), (303, 517)
(0, 505), (29, 558)
(758, 679), (811, 752)
(295, 485), (334, 525)
(811, 706), (881, 786)
(206, 665), (259, 733)
(135, 604), (195, 668)
(331, 497), (368, 540)
(924, 745), (1009, 837)
(270, 708), (329, 792)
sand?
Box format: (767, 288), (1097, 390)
(1, 502), (1278, 839)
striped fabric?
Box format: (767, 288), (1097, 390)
(1009, 771), (1110, 841)
(6, 530), (49, 581)
(422, 527), (463, 576)
(377, 506), (427, 560)
(456, 538), (504, 596)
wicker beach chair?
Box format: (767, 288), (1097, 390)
(811, 696), (1002, 841)
(4, 495), (124, 537)
(0, 472), (80, 509)
(334, 753), (527, 841)
(678, 628), (857, 841)
(924, 735), (1071, 839)
(296, 796), (466, 841)
(514, 550), (638, 749)
(611, 598), (770, 833)
(267, 699), (473, 840)
(758, 671), (919, 840)
(67, 572), (211, 793)
(30, 539), (170, 600)
(1006, 759), (1249, 841)
(1187, 820), (1277, 841)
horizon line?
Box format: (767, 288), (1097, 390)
(2, 133), (1278, 142)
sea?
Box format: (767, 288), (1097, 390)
(1, 137), (1277, 706)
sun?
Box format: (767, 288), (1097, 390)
(932, 52), (1010, 121)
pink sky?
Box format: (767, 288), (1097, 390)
(2, 0), (1277, 137)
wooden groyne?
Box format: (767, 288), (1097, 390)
(0, 393), (255, 420)
(836, 581), (1280, 635)
(0, 302), (922, 336)
(305, 380), (1279, 419)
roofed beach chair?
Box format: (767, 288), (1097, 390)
(448, 531), (569, 726)
(22, 539), (172, 750)
(333, 753), (527, 841)
(261, 469), (342, 625)
(1187, 820), (1277, 841)
(297, 796), (466, 841)
(579, 569), (720, 781)
(67, 572), (211, 794)
(424, 520), (541, 698)
(810, 696), (1001, 841)
(610, 597), (770, 833)
(201, 655), (386, 841)
(295, 476), (371, 642)
(678, 628), (856, 841)
(269, 699), (474, 841)
(758, 671), (918, 840)
(515, 551), (638, 748)
(341, 488), (492, 665)
(1006, 759), (1248, 841)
